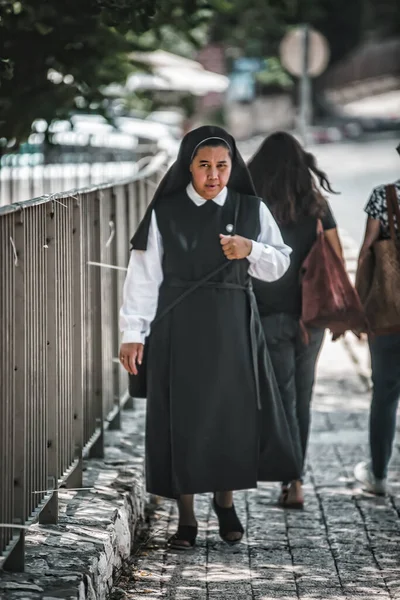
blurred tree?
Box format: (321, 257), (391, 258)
(208, 0), (366, 64)
(0, 0), (211, 145)
(365, 0), (400, 37)
(208, 0), (400, 66)
(0, 1), (122, 143)
(2, 0), (398, 145)
(207, 0), (399, 120)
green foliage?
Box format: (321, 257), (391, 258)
(0, 0), (211, 144)
(365, 0), (400, 37)
(208, 0), (320, 57)
(203, 105), (226, 126)
(0, 1), (129, 143)
(255, 58), (293, 89)
(208, 0), (395, 66)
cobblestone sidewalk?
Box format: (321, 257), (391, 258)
(112, 337), (400, 600)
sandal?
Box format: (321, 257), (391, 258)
(168, 524), (198, 551)
(212, 494), (244, 545)
(278, 481), (304, 510)
(278, 484), (290, 507)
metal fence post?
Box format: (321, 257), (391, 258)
(88, 192), (104, 459)
(39, 202), (59, 525)
(107, 189), (121, 431)
(115, 185), (130, 408)
(68, 197), (84, 489)
(7, 212), (27, 571)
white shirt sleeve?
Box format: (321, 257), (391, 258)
(119, 210), (164, 344)
(247, 202), (292, 281)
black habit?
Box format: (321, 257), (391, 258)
(130, 126), (300, 499)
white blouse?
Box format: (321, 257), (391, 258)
(120, 183), (292, 344)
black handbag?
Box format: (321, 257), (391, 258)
(128, 192), (241, 399)
(128, 343), (149, 399)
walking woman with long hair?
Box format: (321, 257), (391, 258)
(119, 126), (299, 550)
(248, 131), (344, 508)
(354, 142), (400, 495)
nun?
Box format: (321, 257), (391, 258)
(119, 126), (300, 550)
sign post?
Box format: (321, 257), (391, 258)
(299, 25), (311, 145)
(280, 26), (330, 146)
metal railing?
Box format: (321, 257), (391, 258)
(0, 151), (167, 571)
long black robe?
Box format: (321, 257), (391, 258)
(144, 189), (300, 499)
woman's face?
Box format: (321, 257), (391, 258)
(190, 145), (232, 200)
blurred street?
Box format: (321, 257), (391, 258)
(310, 137), (399, 246)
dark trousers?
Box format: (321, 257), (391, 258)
(369, 333), (400, 479)
(261, 313), (325, 481)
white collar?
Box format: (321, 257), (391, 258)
(186, 182), (228, 206)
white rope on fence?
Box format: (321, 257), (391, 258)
(49, 192), (77, 204)
(32, 487), (94, 494)
(87, 261), (128, 272)
(51, 198), (68, 208)
(9, 236), (18, 266)
(135, 155), (154, 171)
(105, 220), (115, 248)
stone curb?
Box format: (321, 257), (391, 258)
(0, 406), (146, 600)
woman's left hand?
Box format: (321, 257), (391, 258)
(220, 234), (252, 260)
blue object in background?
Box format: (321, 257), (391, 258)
(227, 71), (255, 103)
(227, 57), (268, 103)
(234, 58), (264, 73)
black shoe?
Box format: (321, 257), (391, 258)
(168, 524), (198, 551)
(212, 494), (244, 545)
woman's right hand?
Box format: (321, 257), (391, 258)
(119, 343), (144, 375)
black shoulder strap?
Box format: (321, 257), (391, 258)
(152, 190), (241, 326)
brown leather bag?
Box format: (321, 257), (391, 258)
(300, 220), (366, 341)
(356, 184), (400, 335)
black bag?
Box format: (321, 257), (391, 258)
(128, 193), (241, 399)
(128, 342), (149, 399)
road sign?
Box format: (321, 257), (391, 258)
(280, 27), (330, 78)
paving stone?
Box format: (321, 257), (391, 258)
(253, 591), (297, 600)
(290, 548), (337, 567)
(298, 596), (345, 600)
(207, 583), (253, 598)
(297, 582), (343, 596)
